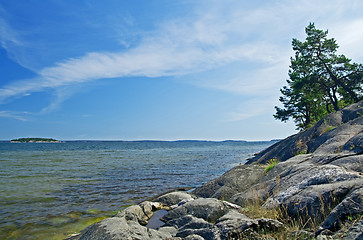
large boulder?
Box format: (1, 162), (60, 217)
(246, 100), (363, 164)
(154, 191), (195, 207)
(165, 215), (219, 239)
(72, 197), (178, 240)
(214, 210), (283, 239)
(162, 198), (234, 223)
(162, 199), (283, 240)
(192, 164), (266, 201)
(77, 216), (175, 240)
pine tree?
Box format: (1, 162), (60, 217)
(275, 23), (363, 130)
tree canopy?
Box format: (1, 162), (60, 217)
(274, 23), (363, 130)
(10, 138), (60, 143)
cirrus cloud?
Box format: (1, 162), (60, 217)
(1, 0), (363, 115)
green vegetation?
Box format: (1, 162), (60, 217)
(0, 215), (107, 240)
(10, 138), (61, 143)
(0, 208), (121, 240)
(296, 150), (308, 155)
(264, 158), (279, 173)
(274, 23), (363, 130)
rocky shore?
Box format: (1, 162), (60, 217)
(68, 101), (363, 240)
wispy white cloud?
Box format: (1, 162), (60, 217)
(0, 77), (45, 103)
(1, 0), (362, 113)
(0, 16), (22, 50)
(0, 110), (29, 121)
(0, 5), (28, 70)
(39, 86), (81, 114)
(226, 107), (264, 122)
(225, 96), (280, 122)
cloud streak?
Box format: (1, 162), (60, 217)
(0, 111), (29, 121)
(1, 0), (363, 110)
(0, 15), (22, 50)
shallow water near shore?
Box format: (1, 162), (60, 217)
(0, 140), (273, 239)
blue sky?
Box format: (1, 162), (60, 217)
(1, 0), (363, 140)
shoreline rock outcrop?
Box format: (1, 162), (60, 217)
(245, 101), (363, 164)
(69, 101), (363, 240)
(69, 192), (284, 240)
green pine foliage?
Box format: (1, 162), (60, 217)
(275, 23), (363, 130)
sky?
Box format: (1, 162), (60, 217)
(1, 0), (363, 141)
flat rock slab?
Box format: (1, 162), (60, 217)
(162, 198), (230, 223)
(78, 217), (174, 240)
(154, 191), (195, 206)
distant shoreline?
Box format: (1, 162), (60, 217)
(2, 139), (281, 143)
(10, 141), (62, 143)
(9, 138), (62, 143)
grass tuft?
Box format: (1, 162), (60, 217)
(265, 158), (279, 173)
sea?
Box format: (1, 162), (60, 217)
(0, 140), (274, 240)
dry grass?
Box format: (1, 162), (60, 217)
(232, 180), (353, 239)
(237, 202), (317, 240)
(234, 192), (363, 239)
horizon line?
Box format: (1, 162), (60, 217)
(1, 139), (282, 142)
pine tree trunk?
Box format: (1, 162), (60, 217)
(320, 60), (359, 102)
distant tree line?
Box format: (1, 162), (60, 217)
(274, 23), (363, 130)
(11, 138), (60, 142)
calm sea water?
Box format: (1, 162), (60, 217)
(0, 141), (273, 239)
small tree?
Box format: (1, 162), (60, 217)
(275, 23), (363, 130)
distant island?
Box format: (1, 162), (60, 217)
(10, 138), (62, 143)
